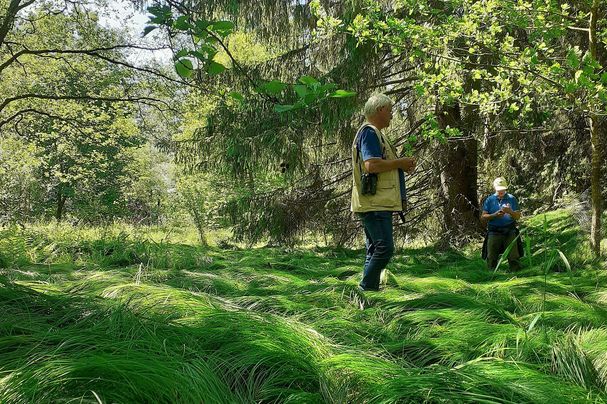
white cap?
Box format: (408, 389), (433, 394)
(493, 177), (508, 191)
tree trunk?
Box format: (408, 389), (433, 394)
(55, 191), (65, 222)
(440, 136), (480, 236)
(589, 0), (603, 257)
(188, 200), (208, 247)
(589, 116), (602, 256)
(436, 102), (481, 239)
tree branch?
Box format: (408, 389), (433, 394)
(0, 44), (187, 86)
(0, 93), (177, 114)
(0, 0), (35, 46)
(0, 107), (89, 129)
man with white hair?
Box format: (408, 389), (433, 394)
(481, 177), (522, 270)
(351, 93), (416, 291)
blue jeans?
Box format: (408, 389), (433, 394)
(358, 211), (395, 290)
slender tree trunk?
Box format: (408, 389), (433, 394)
(589, 116), (602, 256)
(187, 199), (208, 247)
(56, 191), (65, 222)
(589, 0), (603, 257)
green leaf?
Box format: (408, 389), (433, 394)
(564, 82), (577, 93)
(211, 20), (235, 31)
(149, 15), (170, 25)
(147, 5), (172, 24)
(148, 5), (169, 15)
(566, 49), (580, 69)
(549, 63), (562, 74)
(189, 46), (217, 63)
(330, 89), (357, 98)
(527, 313), (541, 333)
(304, 93), (317, 104)
(574, 70), (583, 83)
(298, 75), (319, 86)
(525, 235), (533, 267)
(207, 60), (226, 76)
(194, 20), (211, 32)
(211, 20), (235, 37)
(174, 49), (189, 59)
(556, 249), (572, 272)
(189, 51), (206, 62)
(530, 54), (539, 66)
(274, 104), (295, 113)
(319, 83), (337, 93)
(174, 15), (191, 30)
(175, 58), (193, 78)
(228, 91), (244, 101)
(294, 84), (308, 98)
(142, 26), (157, 37)
(258, 80), (287, 95)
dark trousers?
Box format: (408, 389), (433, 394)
(486, 231), (521, 270)
(359, 211), (395, 290)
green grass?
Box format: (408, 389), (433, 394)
(1, 209), (606, 402)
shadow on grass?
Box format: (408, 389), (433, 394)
(0, 276), (329, 403)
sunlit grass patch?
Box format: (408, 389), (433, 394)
(1, 209), (606, 402)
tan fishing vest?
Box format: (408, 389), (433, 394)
(351, 123), (402, 213)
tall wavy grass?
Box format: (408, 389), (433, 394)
(1, 210), (606, 402)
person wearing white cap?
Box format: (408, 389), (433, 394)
(481, 177), (522, 270)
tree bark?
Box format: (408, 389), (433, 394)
(439, 137), (480, 236)
(436, 102), (481, 239)
(55, 191), (65, 222)
(589, 0), (603, 257)
(589, 116), (602, 256)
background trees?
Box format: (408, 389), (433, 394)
(1, 0), (176, 223)
(1, 0), (604, 254)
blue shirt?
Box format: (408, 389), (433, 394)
(357, 127), (406, 201)
(483, 193), (519, 229)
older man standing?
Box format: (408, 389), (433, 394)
(351, 94), (416, 291)
(481, 177), (522, 271)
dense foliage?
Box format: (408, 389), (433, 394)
(140, 0), (606, 251)
(0, 0), (605, 246)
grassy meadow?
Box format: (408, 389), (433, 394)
(1, 210), (607, 403)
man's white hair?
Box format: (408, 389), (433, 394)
(363, 93), (393, 119)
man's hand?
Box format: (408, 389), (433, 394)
(401, 157), (416, 174)
(365, 157), (416, 174)
(493, 210), (505, 219)
(502, 206), (514, 215)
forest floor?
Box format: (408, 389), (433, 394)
(1, 210), (607, 403)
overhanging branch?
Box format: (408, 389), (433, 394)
(0, 107), (89, 129)
(0, 93), (178, 114)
